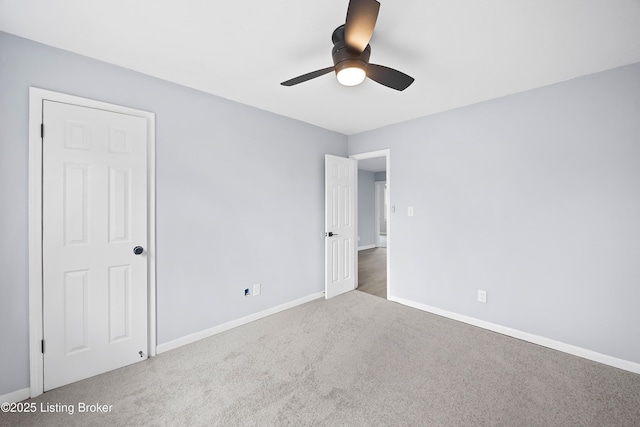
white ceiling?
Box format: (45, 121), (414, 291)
(1, 0), (640, 135)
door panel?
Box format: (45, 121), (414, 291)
(63, 269), (90, 353)
(325, 155), (356, 299)
(64, 163), (89, 245)
(43, 100), (148, 391)
(108, 167), (132, 242)
(108, 264), (132, 343)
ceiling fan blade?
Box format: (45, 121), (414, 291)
(345, 0), (380, 53)
(281, 67), (335, 86)
(367, 64), (414, 91)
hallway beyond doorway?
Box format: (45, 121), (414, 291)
(357, 248), (387, 298)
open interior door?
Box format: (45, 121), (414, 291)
(325, 155), (356, 298)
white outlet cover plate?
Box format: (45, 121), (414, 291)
(478, 290), (487, 303)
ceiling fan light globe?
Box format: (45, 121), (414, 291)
(336, 66), (366, 86)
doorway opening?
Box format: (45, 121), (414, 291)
(350, 150), (390, 299)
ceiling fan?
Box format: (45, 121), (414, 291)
(281, 0), (414, 91)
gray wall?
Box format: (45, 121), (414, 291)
(357, 170), (376, 248)
(349, 62), (640, 364)
(374, 172), (386, 181)
(0, 31), (347, 395)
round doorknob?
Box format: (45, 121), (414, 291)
(133, 246), (144, 255)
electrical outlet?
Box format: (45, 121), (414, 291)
(253, 283), (261, 296)
(244, 288), (250, 297)
(478, 290), (487, 303)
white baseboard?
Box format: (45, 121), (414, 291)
(157, 292), (324, 354)
(0, 387), (30, 404)
(358, 244), (376, 251)
(389, 295), (640, 375)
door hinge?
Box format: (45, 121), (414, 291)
(41, 339), (45, 354)
(40, 123), (44, 139)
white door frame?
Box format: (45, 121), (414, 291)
(28, 87), (157, 398)
(350, 149), (391, 299)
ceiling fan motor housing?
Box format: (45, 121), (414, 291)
(331, 24), (371, 74)
(332, 42), (371, 74)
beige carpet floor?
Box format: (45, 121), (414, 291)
(3, 290), (640, 426)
